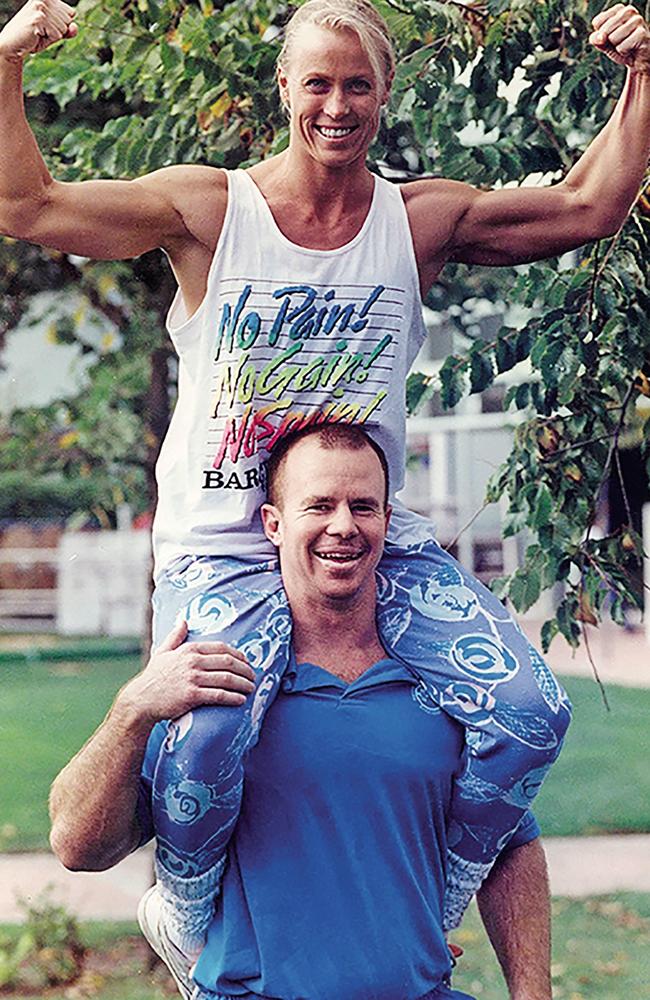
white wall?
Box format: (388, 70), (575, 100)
(57, 530), (151, 637)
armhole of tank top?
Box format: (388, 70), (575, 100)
(392, 181), (428, 346)
(166, 168), (235, 339)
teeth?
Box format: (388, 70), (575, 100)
(318, 126), (354, 138)
(316, 552), (361, 561)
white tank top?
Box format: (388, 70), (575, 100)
(153, 169), (430, 576)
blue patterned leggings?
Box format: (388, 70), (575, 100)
(149, 538), (571, 952)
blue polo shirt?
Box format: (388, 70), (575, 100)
(139, 657), (539, 1000)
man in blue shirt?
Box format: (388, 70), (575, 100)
(50, 425), (553, 1000)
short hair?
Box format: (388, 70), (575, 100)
(266, 424), (390, 508)
(277, 0), (395, 104)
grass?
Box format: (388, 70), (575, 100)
(0, 656), (139, 851)
(533, 676), (650, 836)
(2, 896), (650, 999)
(452, 893), (650, 1000)
(1, 655), (649, 850)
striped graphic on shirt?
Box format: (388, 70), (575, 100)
(202, 277), (406, 484)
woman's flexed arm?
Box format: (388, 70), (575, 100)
(0, 0), (218, 261)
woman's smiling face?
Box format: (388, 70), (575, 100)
(278, 24), (391, 169)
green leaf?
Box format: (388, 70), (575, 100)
(514, 383), (530, 409)
(514, 326), (534, 362)
(469, 347), (495, 394)
(160, 40), (183, 72)
(439, 357), (467, 409)
(405, 372), (433, 415)
(489, 574), (509, 599)
(540, 618), (559, 653)
(509, 567), (541, 612)
(471, 61), (497, 108)
(477, 144), (500, 173)
(495, 333), (517, 373)
(529, 482), (554, 529)
(556, 596), (582, 647)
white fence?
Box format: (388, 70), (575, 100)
(0, 530), (151, 636)
(57, 530), (151, 636)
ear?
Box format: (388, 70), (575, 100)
(261, 502), (283, 548)
(381, 70), (394, 107)
(384, 503), (392, 536)
(277, 64), (290, 111)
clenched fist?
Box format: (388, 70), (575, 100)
(590, 3), (650, 75)
(0, 0), (77, 62)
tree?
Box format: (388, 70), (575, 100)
(3, 0), (649, 647)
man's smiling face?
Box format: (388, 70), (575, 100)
(277, 23), (390, 170)
(261, 435), (391, 611)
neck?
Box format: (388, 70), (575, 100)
(273, 146), (374, 211)
(289, 588), (385, 673)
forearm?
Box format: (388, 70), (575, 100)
(0, 54), (52, 229)
(476, 838), (552, 1000)
(49, 621), (256, 872)
(563, 69), (650, 233)
(49, 688), (153, 871)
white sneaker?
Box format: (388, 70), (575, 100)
(137, 885), (196, 999)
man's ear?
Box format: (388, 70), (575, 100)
(384, 503), (392, 535)
(261, 502), (282, 547)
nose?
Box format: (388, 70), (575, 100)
(323, 86), (350, 119)
(325, 503), (358, 538)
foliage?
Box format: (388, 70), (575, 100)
(1, 0), (649, 642)
(0, 920), (173, 997)
(0, 249), (173, 527)
(0, 893), (84, 990)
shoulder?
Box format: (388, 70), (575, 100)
(400, 177), (482, 277)
(401, 176), (478, 222)
(135, 165), (229, 253)
(134, 163), (228, 199)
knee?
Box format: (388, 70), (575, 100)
(164, 702), (251, 765)
(524, 647), (573, 749)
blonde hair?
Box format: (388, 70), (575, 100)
(278, 0), (395, 101)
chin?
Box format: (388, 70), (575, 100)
(320, 576), (366, 599)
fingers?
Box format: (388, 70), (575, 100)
(147, 631), (257, 717)
(592, 3), (643, 41)
(180, 651), (256, 708)
(157, 618), (189, 653)
(186, 641), (254, 677)
(589, 3), (649, 67)
(195, 668), (256, 695)
(187, 639), (250, 663)
(175, 642), (256, 687)
(34, 0), (76, 45)
(611, 23), (650, 57)
(207, 692), (248, 706)
(593, 14), (645, 49)
(188, 688), (250, 707)
(192, 650), (256, 684)
(592, 3), (630, 32)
